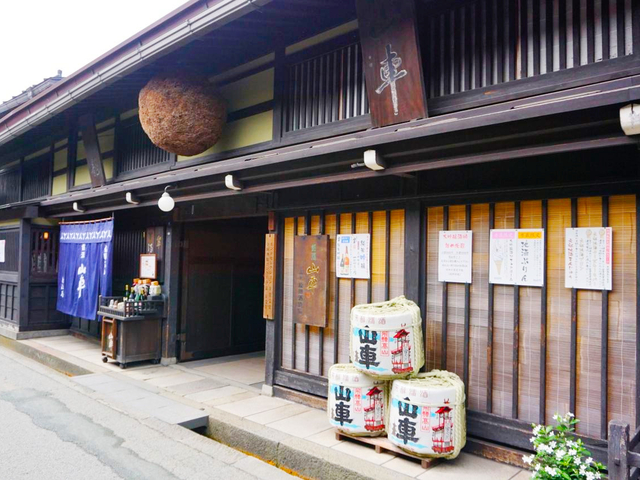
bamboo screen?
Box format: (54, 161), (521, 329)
(425, 195), (637, 439)
(281, 210), (405, 377)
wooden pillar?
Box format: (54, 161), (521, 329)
(161, 221), (180, 362)
(264, 211), (281, 391)
(404, 201), (422, 303)
(17, 219), (31, 330)
(608, 421), (630, 480)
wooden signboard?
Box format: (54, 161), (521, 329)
(78, 114), (107, 188)
(263, 233), (277, 320)
(293, 235), (330, 327)
(356, 0), (428, 127)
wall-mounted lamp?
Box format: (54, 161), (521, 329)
(72, 202), (85, 213)
(620, 104), (640, 136)
(43, 231), (50, 241)
(363, 150), (386, 171)
(125, 192), (140, 205)
(158, 186), (175, 212)
(225, 174), (243, 191)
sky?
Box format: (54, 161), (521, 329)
(0, 0), (187, 104)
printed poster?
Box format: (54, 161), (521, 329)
(336, 234), (371, 279)
(0, 239), (5, 263)
(490, 229), (545, 287)
(565, 227), (612, 290)
(438, 231), (472, 283)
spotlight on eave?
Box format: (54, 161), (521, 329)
(364, 150), (386, 171)
(125, 192), (140, 205)
(620, 104), (640, 136)
(225, 174), (243, 191)
(72, 202), (85, 213)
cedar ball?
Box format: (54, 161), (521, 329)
(138, 73), (226, 156)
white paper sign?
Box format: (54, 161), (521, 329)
(438, 230), (472, 283)
(0, 239), (5, 263)
(565, 227), (612, 290)
(490, 229), (545, 287)
(336, 234), (371, 279)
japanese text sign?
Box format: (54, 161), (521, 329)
(336, 234), (371, 279)
(293, 235), (329, 327)
(438, 231), (472, 283)
(565, 227), (612, 290)
(490, 229), (545, 287)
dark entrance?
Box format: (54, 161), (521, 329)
(179, 217), (267, 361)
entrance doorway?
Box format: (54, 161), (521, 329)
(179, 217), (267, 361)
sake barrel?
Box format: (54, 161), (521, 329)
(350, 296), (424, 379)
(327, 364), (388, 436)
(387, 370), (466, 459)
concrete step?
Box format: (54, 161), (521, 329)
(73, 373), (208, 430)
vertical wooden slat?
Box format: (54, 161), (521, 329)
(305, 61), (312, 128)
(464, 205), (471, 397)
(430, 16), (437, 98)
(496, 0), (505, 84)
(332, 51), (339, 123)
(546, 0), (554, 72)
(539, 199), (548, 424)
(533, 0), (541, 76)
(345, 45), (352, 119)
(512, 201), (521, 419)
(354, 44), (361, 119)
(454, 8), (462, 93)
(486, 0), (495, 86)
(441, 206), (449, 370)
(601, 196), (609, 439)
(573, 0), (581, 67)
(602, 0), (611, 61)
(559, 0), (568, 69)
(421, 208), (429, 373)
(521, 0), (529, 78)
(318, 211), (325, 375)
(464, 5), (473, 91)
(367, 211), (373, 304)
(435, 15), (442, 97)
(617, 0), (625, 58)
(444, 11), (452, 95)
(385, 210), (391, 300)
(293, 64), (300, 131)
(636, 194), (640, 428)
(487, 203), (495, 413)
(333, 213), (341, 364)
(509, 0), (518, 80)
(587, 0), (596, 64)
(292, 216), (298, 369)
(304, 213), (311, 373)
(475, 2), (484, 89)
(570, 197), (578, 415)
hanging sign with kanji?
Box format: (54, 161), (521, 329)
(356, 0), (428, 127)
(293, 235), (330, 327)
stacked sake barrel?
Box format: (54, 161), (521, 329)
(327, 296), (466, 459)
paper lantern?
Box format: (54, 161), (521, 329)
(350, 296), (424, 379)
(387, 370), (466, 459)
(327, 364), (388, 436)
(138, 73), (226, 156)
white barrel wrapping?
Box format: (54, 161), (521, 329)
(349, 296), (424, 379)
(327, 364), (388, 436)
(387, 370), (466, 459)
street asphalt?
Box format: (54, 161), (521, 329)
(0, 345), (295, 480)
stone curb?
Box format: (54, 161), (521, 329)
(0, 335), (93, 377)
(206, 408), (412, 480)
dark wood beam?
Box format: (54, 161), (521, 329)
(78, 114), (106, 188)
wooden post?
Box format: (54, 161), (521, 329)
(161, 221), (181, 362)
(17, 219), (31, 330)
(78, 114), (107, 188)
(404, 201), (422, 303)
(608, 421), (630, 480)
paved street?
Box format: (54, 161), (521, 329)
(0, 346), (294, 480)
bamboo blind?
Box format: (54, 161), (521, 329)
(426, 195), (637, 439)
(281, 210), (405, 376)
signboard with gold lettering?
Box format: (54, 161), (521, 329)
(356, 0), (428, 127)
(263, 234), (277, 320)
(293, 235), (330, 327)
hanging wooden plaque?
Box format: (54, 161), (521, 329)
(356, 0), (428, 127)
(293, 235), (330, 327)
(263, 233), (277, 320)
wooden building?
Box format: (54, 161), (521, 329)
(0, 0), (639, 465)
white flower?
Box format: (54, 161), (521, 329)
(534, 464), (541, 471)
(580, 464), (587, 475)
(549, 441), (557, 449)
(567, 440), (577, 448)
(585, 457), (593, 465)
(586, 473), (595, 480)
(529, 436), (535, 443)
(568, 448), (577, 456)
(566, 412), (575, 418)
(574, 456), (582, 465)
(554, 414), (561, 421)
(544, 466), (557, 476)
(522, 455), (535, 465)
(555, 449), (566, 460)
(533, 425), (543, 435)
